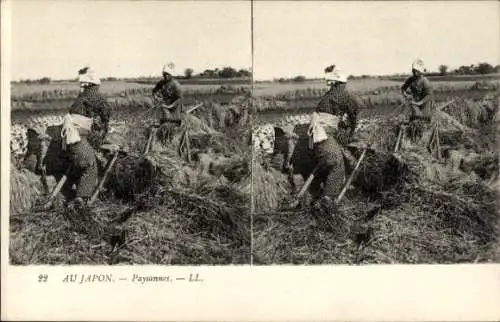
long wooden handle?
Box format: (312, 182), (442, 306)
(336, 148), (367, 204)
(47, 174), (68, 202)
(186, 103), (203, 114)
(41, 166), (71, 207)
(394, 126), (404, 152)
(88, 152), (119, 205)
(295, 165), (320, 199)
(144, 129), (154, 154)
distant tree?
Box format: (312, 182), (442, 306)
(219, 67), (238, 78)
(494, 65), (500, 73)
(237, 69), (250, 77)
(292, 75), (306, 82)
(184, 68), (194, 79)
(201, 69), (216, 78)
(474, 62), (495, 75)
(455, 65), (474, 75)
(438, 64), (448, 76)
(39, 77), (51, 84)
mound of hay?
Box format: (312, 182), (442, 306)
(238, 160), (291, 212)
(10, 165), (44, 215)
(348, 150), (412, 199)
(106, 150), (185, 201)
(189, 132), (245, 156)
(211, 155), (251, 183)
(10, 182), (250, 265)
(459, 151), (499, 180)
(254, 168), (499, 264)
(253, 198), (376, 264)
(350, 120), (400, 153)
(181, 113), (220, 135)
(441, 98), (493, 128)
(361, 179), (498, 264)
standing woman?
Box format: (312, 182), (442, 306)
(316, 65), (365, 144)
(60, 114), (99, 207)
(70, 66), (112, 148)
(306, 112), (346, 203)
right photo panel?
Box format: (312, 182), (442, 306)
(251, 1), (500, 264)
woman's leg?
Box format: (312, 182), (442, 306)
(75, 161), (98, 201)
(314, 138), (346, 200)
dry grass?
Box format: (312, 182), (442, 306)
(254, 148), (499, 264)
(254, 102), (500, 264)
(10, 102), (252, 265)
(10, 164), (44, 215)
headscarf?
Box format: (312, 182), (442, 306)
(412, 59), (426, 73)
(162, 62), (176, 75)
(325, 68), (347, 83)
(78, 66), (101, 85)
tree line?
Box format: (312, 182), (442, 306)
(13, 66), (251, 84)
(12, 62), (498, 84)
(437, 62), (500, 76)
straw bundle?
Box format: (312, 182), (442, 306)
(239, 160), (291, 212)
(351, 120), (400, 153)
(10, 165), (44, 215)
(441, 98), (492, 128)
(189, 132), (244, 156)
(106, 150), (183, 201)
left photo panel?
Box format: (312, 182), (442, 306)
(8, 0), (253, 265)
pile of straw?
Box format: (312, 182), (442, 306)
(10, 164), (44, 215)
(350, 120), (400, 153)
(361, 178), (498, 264)
(441, 98), (493, 128)
(253, 198), (375, 264)
(9, 181), (250, 265)
(254, 168), (499, 264)
(239, 160), (291, 212)
(191, 97), (249, 132)
(106, 149), (189, 201)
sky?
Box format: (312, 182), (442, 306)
(7, 0), (251, 81)
(6, 1), (499, 81)
(253, 1), (500, 80)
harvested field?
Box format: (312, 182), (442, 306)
(9, 89), (252, 265)
(252, 89), (500, 264)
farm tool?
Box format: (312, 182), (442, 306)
(286, 145), (369, 209)
(88, 149), (126, 205)
(32, 166), (72, 212)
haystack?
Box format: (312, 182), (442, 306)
(10, 164), (44, 215)
(362, 178), (498, 264)
(350, 120), (399, 153)
(238, 160), (291, 212)
(254, 162), (499, 264)
(441, 98), (492, 128)
(10, 167), (251, 265)
(106, 149), (185, 201)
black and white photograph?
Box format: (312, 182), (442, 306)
(2, 0), (500, 320)
(251, 1), (500, 264)
(8, 0), (252, 265)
